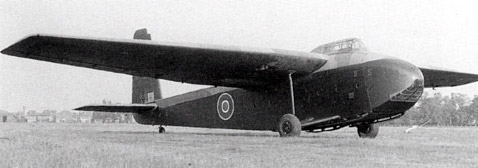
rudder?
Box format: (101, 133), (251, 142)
(132, 76), (162, 104)
(132, 29), (162, 125)
(131, 28), (162, 104)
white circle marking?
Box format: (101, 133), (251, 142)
(221, 100), (230, 113)
(216, 93), (234, 120)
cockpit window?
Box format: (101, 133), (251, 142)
(312, 38), (367, 55)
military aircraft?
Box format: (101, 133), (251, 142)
(3, 29), (478, 138)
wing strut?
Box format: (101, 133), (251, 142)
(288, 70), (296, 115)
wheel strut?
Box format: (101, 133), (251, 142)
(288, 70), (296, 115)
(277, 71), (301, 137)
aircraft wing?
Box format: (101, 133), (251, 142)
(75, 104), (157, 113)
(1, 34), (328, 88)
(419, 66), (478, 88)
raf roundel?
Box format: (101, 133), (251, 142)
(216, 93), (235, 120)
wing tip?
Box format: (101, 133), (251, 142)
(74, 105), (91, 111)
(0, 48), (7, 55)
(1, 34), (42, 56)
(1, 46), (19, 57)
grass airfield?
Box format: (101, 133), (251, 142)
(0, 123), (476, 168)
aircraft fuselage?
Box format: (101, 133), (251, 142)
(134, 50), (424, 132)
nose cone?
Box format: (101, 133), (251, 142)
(389, 74), (424, 102)
(387, 59), (424, 103)
(365, 58), (424, 114)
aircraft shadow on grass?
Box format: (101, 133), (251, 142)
(99, 130), (350, 139)
(100, 131), (276, 137)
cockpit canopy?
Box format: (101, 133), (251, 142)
(311, 38), (367, 55)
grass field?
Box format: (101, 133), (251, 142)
(0, 123), (476, 168)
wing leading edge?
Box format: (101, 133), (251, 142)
(419, 67), (478, 88)
(1, 34), (328, 89)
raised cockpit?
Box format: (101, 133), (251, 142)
(311, 38), (367, 55)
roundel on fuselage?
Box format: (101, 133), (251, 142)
(216, 93), (234, 120)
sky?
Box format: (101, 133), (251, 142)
(1, 0), (478, 112)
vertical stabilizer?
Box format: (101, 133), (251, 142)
(133, 28), (151, 40)
(132, 29), (162, 104)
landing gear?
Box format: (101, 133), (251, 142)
(277, 71), (301, 137)
(357, 123), (379, 138)
(278, 114), (301, 137)
(158, 126), (165, 133)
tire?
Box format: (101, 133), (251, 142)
(357, 124), (379, 138)
(278, 114), (301, 137)
(158, 127), (165, 133)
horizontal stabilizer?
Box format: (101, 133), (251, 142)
(75, 104), (157, 113)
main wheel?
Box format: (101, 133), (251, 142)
(158, 126), (165, 133)
(278, 114), (301, 137)
(357, 124), (379, 138)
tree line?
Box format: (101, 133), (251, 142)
(385, 92), (478, 126)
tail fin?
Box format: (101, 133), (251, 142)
(133, 28), (151, 40)
(132, 29), (162, 104)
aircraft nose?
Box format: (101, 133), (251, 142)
(366, 58), (424, 114)
(389, 72), (424, 102)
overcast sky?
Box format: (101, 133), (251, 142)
(1, 0), (478, 112)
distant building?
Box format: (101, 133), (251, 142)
(27, 113), (56, 123)
(73, 111), (93, 123)
(25, 116), (36, 123)
(22, 110), (57, 123)
(37, 114), (55, 122)
(0, 110), (26, 123)
(56, 110), (75, 123)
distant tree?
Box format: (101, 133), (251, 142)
(466, 96), (478, 126)
(450, 93), (470, 126)
(383, 92), (477, 127)
(418, 92), (443, 125)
